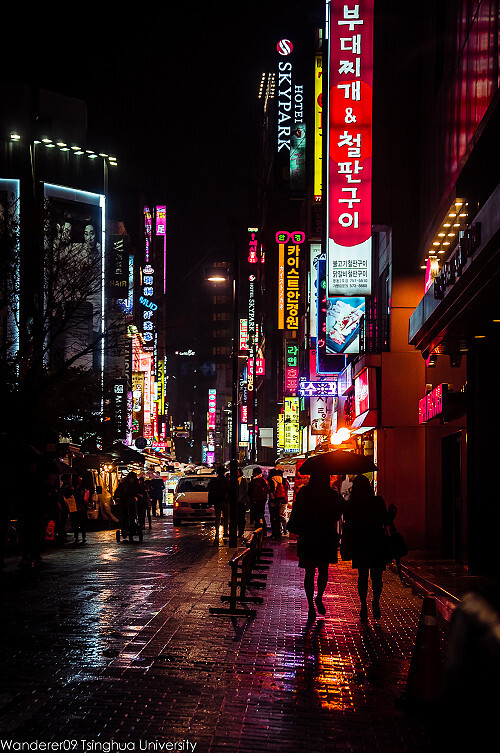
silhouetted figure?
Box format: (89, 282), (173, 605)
(248, 467), (269, 532)
(343, 474), (388, 621)
(268, 469), (286, 540)
(287, 470), (342, 620)
(237, 468), (249, 538)
(149, 476), (165, 516)
(208, 467), (229, 546)
(138, 475), (152, 529)
(114, 472), (141, 540)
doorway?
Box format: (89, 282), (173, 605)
(442, 432), (463, 561)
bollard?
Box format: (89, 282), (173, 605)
(403, 595), (443, 706)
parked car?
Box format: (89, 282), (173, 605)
(172, 473), (217, 526)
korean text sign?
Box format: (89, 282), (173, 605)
(327, 1), (373, 296)
(277, 231), (305, 330)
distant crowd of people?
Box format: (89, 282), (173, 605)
(207, 465), (290, 546)
(2, 453), (397, 627)
(0, 450), (166, 570)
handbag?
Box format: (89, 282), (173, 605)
(65, 495), (77, 513)
(286, 503), (304, 535)
(383, 525), (408, 563)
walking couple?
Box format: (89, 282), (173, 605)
(287, 470), (391, 622)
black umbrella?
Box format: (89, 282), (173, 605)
(298, 450), (377, 476)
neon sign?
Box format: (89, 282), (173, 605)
(327, 0), (373, 296)
(277, 231), (305, 330)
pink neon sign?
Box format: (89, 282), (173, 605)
(328, 1), (373, 296)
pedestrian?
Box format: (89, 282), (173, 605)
(147, 472), (165, 516)
(42, 464), (65, 546)
(343, 473), (389, 621)
(138, 475), (152, 530)
(237, 468), (250, 538)
(208, 466), (229, 546)
(114, 472), (140, 540)
(287, 469), (342, 620)
(65, 474), (88, 543)
(268, 469), (286, 539)
(248, 467), (269, 532)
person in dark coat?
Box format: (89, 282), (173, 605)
(114, 472), (140, 539)
(268, 469), (286, 540)
(287, 470), (342, 620)
(138, 475), (152, 530)
(148, 475), (165, 516)
(66, 474), (88, 543)
(343, 474), (389, 621)
(237, 468), (249, 538)
(208, 467), (229, 545)
(248, 467), (269, 531)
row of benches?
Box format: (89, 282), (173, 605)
(209, 527), (273, 618)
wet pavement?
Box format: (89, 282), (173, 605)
(0, 514), (444, 752)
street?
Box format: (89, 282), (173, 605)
(0, 513), (443, 752)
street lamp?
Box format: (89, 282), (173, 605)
(205, 260), (239, 548)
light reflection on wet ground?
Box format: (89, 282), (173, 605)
(1, 517), (438, 751)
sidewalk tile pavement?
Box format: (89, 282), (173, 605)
(0, 519), (443, 752)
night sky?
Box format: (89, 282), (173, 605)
(3, 2), (324, 338)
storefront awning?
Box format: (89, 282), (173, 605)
(350, 410), (378, 433)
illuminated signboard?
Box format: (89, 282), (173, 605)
(0, 179), (20, 353)
(138, 353), (152, 424)
(240, 319), (249, 351)
(248, 229), (258, 263)
(290, 123), (306, 190)
(354, 367), (371, 416)
(419, 384), (446, 423)
(277, 39), (294, 156)
(299, 381), (337, 397)
(156, 359), (165, 416)
(144, 206), (152, 263)
(131, 371), (145, 434)
(326, 296), (364, 353)
(316, 259), (347, 374)
(284, 396), (301, 451)
(117, 254), (134, 315)
(111, 378), (128, 440)
(248, 275), (256, 340)
(314, 54), (323, 201)
(276, 37), (305, 188)
(156, 205), (166, 235)
(309, 243), (324, 339)
(285, 342), (298, 367)
(107, 234), (130, 298)
(44, 183), (105, 373)
(141, 264), (155, 346)
(277, 230), (304, 330)
(208, 388), (216, 429)
(285, 366), (299, 396)
(156, 205), (167, 295)
(278, 412), (285, 448)
(310, 396), (334, 435)
(327, 0), (373, 297)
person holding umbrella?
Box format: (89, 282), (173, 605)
(343, 474), (389, 621)
(287, 469), (342, 621)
